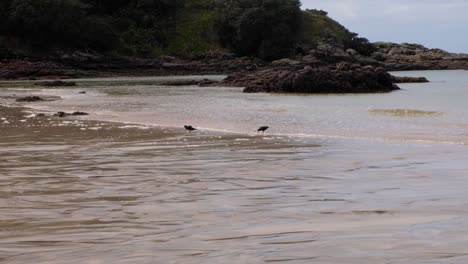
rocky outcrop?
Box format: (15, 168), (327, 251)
(297, 42), (468, 71)
(0, 60), (90, 80)
(391, 76), (429, 83)
(222, 63), (399, 93)
(0, 52), (262, 80)
(310, 43), (353, 62)
(2, 42), (465, 83)
(15, 96), (44, 102)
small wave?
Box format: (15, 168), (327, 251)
(234, 138), (250, 141)
(256, 108), (288, 113)
(368, 108), (444, 117)
(118, 125), (151, 130)
(280, 132), (467, 146)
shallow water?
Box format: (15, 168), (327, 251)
(4, 71), (467, 144)
(1, 71), (468, 263)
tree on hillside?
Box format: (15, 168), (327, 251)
(8, 0), (118, 51)
(79, 0), (184, 16)
(217, 0), (302, 60)
(0, 1), (12, 33)
(78, 0), (187, 55)
(10, 0), (85, 47)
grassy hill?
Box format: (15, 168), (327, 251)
(300, 9), (349, 49)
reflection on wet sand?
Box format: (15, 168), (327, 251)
(368, 108), (444, 117)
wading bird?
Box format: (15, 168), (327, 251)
(184, 125), (197, 132)
(257, 126), (269, 135)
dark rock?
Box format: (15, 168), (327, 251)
(35, 80), (77, 87)
(223, 63), (399, 94)
(15, 96), (44, 102)
(78, 91), (86, 94)
(55, 111), (67, 118)
(391, 76), (429, 83)
(160, 79), (219, 86)
(71, 111), (89, 116)
(160, 80), (199, 86)
(53, 111), (89, 117)
(36, 113), (46, 117)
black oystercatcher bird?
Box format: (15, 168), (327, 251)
(184, 125), (197, 132)
(257, 126), (269, 135)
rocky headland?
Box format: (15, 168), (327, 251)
(297, 42), (468, 71)
(1, 2), (465, 95)
(371, 42), (468, 70)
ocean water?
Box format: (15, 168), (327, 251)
(0, 70), (467, 263)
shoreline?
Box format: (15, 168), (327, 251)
(0, 104), (324, 162)
(1, 69), (466, 146)
(2, 97), (467, 147)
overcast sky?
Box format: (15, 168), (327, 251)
(301, 0), (468, 53)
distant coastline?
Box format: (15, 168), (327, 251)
(1, 3), (466, 94)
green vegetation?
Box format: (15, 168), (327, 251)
(301, 9), (375, 55)
(0, 0), (374, 59)
(0, 0), (219, 56)
(216, 0), (302, 60)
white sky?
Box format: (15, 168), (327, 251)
(301, 0), (468, 53)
